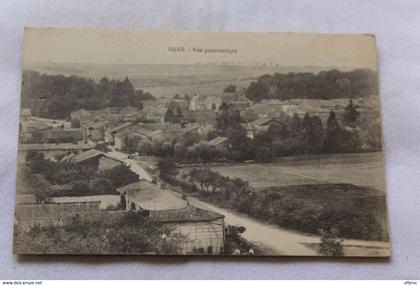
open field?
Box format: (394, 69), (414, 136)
(209, 152), (386, 191)
(142, 78), (253, 98)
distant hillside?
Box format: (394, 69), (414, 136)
(24, 63), (355, 98)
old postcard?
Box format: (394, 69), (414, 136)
(14, 28), (389, 256)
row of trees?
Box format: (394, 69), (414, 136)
(165, 166), (387, 243)
(123, 101), (380, 164)
(254, 110), (364, 161)
(246, 69), (378, 102)
(21, 71), (155, 119)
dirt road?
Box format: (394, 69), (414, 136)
(108, 148), (390, 256)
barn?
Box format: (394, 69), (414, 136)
(63, 149), (123, 171)
(152, 205), (225, 255)
(117, 180), (225, 254)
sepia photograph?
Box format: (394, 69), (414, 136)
(13, 28), (390, 256)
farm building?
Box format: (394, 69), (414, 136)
(122, 110), (141, 122)
(117, 180), (187, 211)
(44, 128), (84, 144)
(142, 102), (168, 123)
(207, 136), (229, 151)
(113, 125), (161, 151)
(243, 117), (279, 139)
(151, 205), (225, 254)
(105, 122), (134, 144)
(117, 180), (225, 254)
(82, 120), (108, 142)
(62, 149), (123, 171)
(17, 142), (95, 162)
(71, 108), (104, 122)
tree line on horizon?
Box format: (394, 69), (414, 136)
(21, 71), (155, 119)
(246, 69), (378, 102)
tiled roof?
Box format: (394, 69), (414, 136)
(69, 149), (122, 164)
(151, 205), (224, 223)
(117, 180), (187, 211)
(70, 149), (104, 163)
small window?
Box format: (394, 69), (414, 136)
(207, 246), (213, 255)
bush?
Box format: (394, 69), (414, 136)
(101, 165), (139, 188)
(71, 180), (90, 195)
(91, 178), (115, 194)
(254, 146), (273, 163)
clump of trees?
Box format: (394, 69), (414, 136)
(246, 69), (378, 102)
(21, 71), (154, 119)
(25, 151), (139, 198)
(123, 99), (379, 163)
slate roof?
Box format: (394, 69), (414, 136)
(117, 180), (187, 211)
(151, 205), (224, 223)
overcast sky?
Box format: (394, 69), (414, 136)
(23, 28), (377, 70)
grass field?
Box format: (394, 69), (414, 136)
(209, 152), (386, 191)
